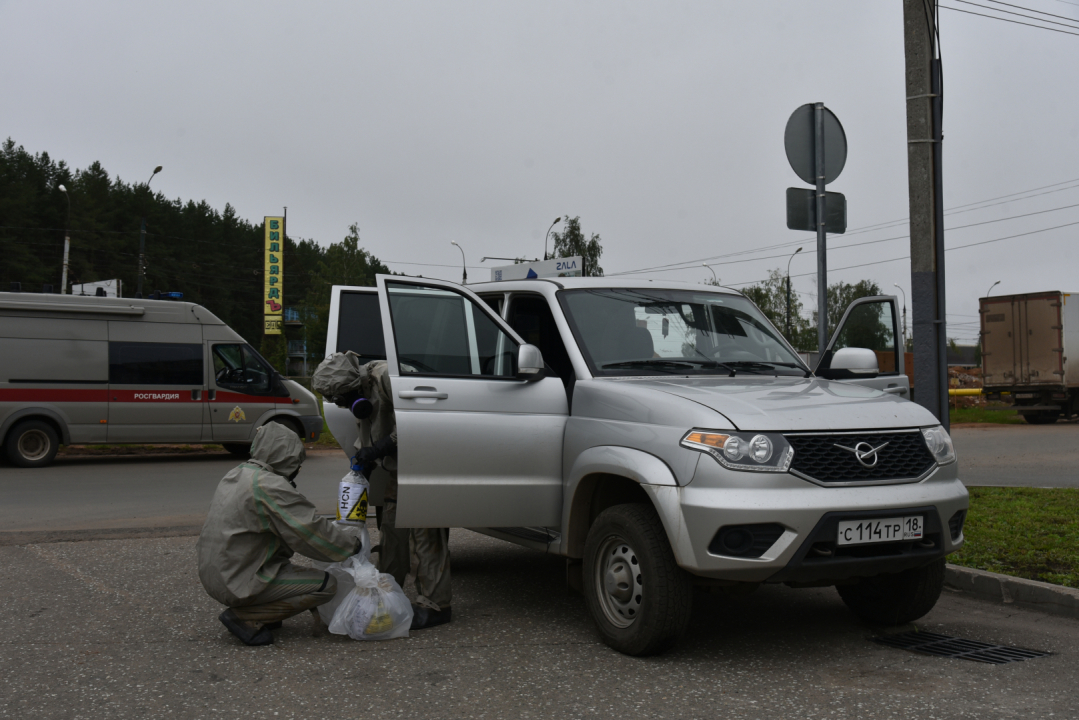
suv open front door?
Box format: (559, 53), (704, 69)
(815, 295), (910, 397)
(375, 275), (569, 528)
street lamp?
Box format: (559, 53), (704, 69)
(893, 283), (908, 343)
(543, 217), (562, 261)
(702, 263), (717, 284)
(986, 280), (1001, 298)
(137, 166), (163, 297)
(58, 184), (71, 294)
(786, 247), (803, 341)
(450, 240), (467, 285)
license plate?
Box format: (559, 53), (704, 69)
(1015, 393), (1036, 399)
(837, 516), (924, 546)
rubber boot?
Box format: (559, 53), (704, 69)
(410, 605), (452, 630)
(219, 609), (274, 646)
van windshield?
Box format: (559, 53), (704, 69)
(558, 288), (808, 377)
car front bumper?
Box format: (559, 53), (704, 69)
(642, 455), (968, 584)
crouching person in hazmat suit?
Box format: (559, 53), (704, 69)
(197, 421), (366, 646)
(313, 352), (452, 630)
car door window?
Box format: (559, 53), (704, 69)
(213, 344), (273, 393)
(109, 342), (204, 385)
(387, 282), (518, 377)
(831, 300), (900, 375)
(336, 291), (387, 363)
(508, 294), (573, 387)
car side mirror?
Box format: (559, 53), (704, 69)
(822, 347), (879, 379)
(517, 344), (544, 380)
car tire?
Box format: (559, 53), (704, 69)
(5, 420), (60, 468)
(582, 503), (693, 656)
(221, 443), (251, 458)
(837, 558), (946, 626)
(1022, 411), (1059, 425)
(270, 418), (305, 441)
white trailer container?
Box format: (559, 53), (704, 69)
(980, 291), (1079, 423)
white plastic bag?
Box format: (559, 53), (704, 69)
(321, 555), (413, 641)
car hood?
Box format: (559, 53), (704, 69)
(615, 376), (936, 431)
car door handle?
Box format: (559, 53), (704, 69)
(398, 389), (448, 400)
(883, 387), (907, 395)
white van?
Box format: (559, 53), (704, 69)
(0, 292), (322, 467)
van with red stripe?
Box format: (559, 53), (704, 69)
(0, 292), (322, 467)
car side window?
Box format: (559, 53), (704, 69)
(109, 342), (204, 385)
(386, 282), (518, 378)
(213, 344), (273, 393)
(832, 300), (900, 375)
(508, 294), (574, 387)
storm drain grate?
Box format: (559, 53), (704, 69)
(873, 631), (1050, 664)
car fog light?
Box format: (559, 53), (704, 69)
(749, 434), (773, 463)
(723, 436), (746, 461)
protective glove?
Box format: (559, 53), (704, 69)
(354, 435), (397, 466)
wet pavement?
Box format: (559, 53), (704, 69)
(1, 525), (1076, 719)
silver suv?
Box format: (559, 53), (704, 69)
(324, 276), (967, 656)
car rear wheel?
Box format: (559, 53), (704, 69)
(221, 443), (251, 458)
(583, 503), (692, 656)
(5, 420), (60, 468)
(837, 558), (945, 626)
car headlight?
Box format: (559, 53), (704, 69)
(921, 425), (957, 465)
(681, 430), (793, 473)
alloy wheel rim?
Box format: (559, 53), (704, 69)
(595, 535), (643, 629)
(18, 429), (50, 461)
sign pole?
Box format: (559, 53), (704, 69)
(815, 102), (828, 357)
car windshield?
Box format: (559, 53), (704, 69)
(558, 288), (808, 377)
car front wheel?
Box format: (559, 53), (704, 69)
(583, 503), (692, 656)
(837, 558), (946, 626)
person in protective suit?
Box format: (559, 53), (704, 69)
(197, 421), (365, 646)
(316, 353), (452, 630)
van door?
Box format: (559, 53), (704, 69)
(107, 322), (207, 442)
(375, 275), (568, 528)
(208, 343), (282, 442)
(815, 295), (910, 397)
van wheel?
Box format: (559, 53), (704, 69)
(270, 418), (305, 441)
(5, 420), (60, 468)
(837, 558), (945, 626)
(221, 443), (251, 458)
(583, 503), (692, 656)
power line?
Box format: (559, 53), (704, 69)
(607, 178), (1079, 277)
(981, 0), (1079, 26)
(940, 3), (1079, 36)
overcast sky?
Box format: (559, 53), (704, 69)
(4, 0), (1078, 342)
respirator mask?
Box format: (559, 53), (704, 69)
(333, 390), (373, 420)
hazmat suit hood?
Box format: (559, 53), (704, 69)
(249, 422), (306, 480)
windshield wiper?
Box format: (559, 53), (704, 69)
(602, 359), (698, 372)
(725, 361), (811, 377)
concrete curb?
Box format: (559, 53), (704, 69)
(946, 564), (1079, 619)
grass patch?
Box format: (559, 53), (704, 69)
(310, 391), (340, 447)
(950, 487), (1079, 588)
(950, 406), (1025, 425)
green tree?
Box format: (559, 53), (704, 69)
(550, 216), (604, 276)
(738, 269), (810, 344)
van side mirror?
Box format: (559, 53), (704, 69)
(517, 344), (544, 380)
(820, 347), (879, 379)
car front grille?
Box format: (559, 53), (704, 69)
(784, 430), (937, 485)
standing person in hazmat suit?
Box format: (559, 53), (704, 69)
(313, 352), (452, 630)
(197, 421), (366, 646)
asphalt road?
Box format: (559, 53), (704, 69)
(952, 423), (1079, 488)
(2, 528), (1077, 719)
(0, 449), (348, 538)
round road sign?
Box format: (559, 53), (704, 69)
(784, 103), (847, 186)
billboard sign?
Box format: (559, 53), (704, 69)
(264, 216), (284, 335)
(490, 256), (583, 282)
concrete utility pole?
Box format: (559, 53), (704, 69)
(903, 0), (949, 430)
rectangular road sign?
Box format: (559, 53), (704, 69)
(786, 188), (846, 234)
